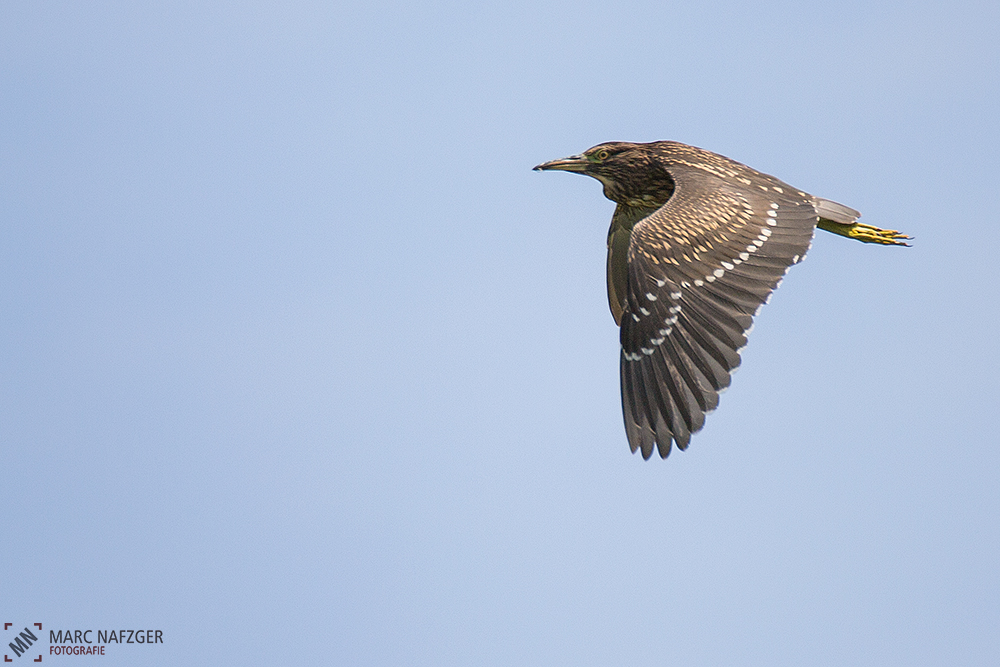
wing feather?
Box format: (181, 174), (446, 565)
(616, 146), (821, 457)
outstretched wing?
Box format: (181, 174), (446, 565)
(617, 157), (819, 459)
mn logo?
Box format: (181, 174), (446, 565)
(4, 623), (42, 662)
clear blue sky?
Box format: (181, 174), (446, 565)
(3, 1), (998, 665)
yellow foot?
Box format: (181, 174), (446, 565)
(818, 220), (912, 246)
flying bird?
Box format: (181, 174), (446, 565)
(534, 141), (909, 460)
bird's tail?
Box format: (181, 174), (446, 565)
(814, 197), (911, 246)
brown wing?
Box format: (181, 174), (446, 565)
(607, 203), (659, 325)
(618, 161), (819, 459)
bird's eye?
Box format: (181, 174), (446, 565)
(596, 149), (610, 161)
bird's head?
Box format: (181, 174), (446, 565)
(533, 142), (674, 207)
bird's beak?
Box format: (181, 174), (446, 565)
(533, 154), (589, 172)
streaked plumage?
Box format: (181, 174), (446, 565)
(534, 141), (909, 460)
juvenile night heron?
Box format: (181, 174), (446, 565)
(534, 141), (909, 460)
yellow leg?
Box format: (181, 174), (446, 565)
(817, 220), (912, 246)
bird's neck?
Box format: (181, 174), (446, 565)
(602, 172), (675, 209)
